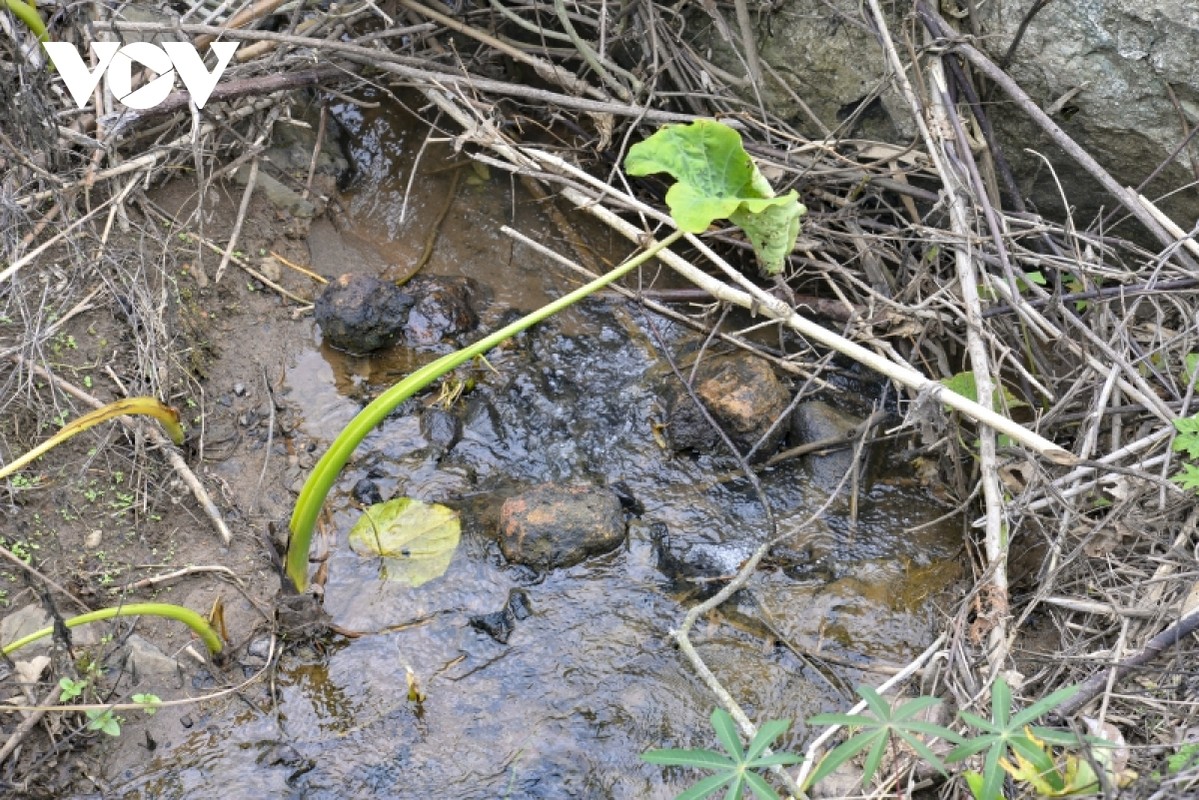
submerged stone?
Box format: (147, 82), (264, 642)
(790, 400), (867, 493)
(314, 273), (414, 354)
(499, 483), (625, 569)
(651, 522), (758, 598)
(402, 275), (478, 346)
(664, 354), (791, 459)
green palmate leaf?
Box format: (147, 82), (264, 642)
(348, 497), (461, 587)
(643, 709), (799, 800)
(1171, 462), (1199, 491)
(624, 119), (805, 275)
(806, 688), (959, 792)
(1172, 416), (1199, 460)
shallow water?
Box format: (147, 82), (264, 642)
(114, 94), (962, 798)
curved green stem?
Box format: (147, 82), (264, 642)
(286, 229), (685, 591)
(6, 0), (48, 43)
(1, 602), (223, 656)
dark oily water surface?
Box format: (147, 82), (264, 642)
(114, 97), (962, 798)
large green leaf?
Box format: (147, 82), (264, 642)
(348, 497), (461, 587)
(624, 120), (805, 275)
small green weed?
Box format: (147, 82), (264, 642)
(945, 677), (1084, 799)
(1171, 415), (1199, 490)
(85, 708), (122, 736)
(806, 685), (959, 788)
(642, 709), (801, 800)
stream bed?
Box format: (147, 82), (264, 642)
(110, 96), (963, 799)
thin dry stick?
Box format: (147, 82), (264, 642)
(215, 156), (259, 283)
(1053, 606), (1199, 718)
(870, 0), (1008, 667)
(115, 565), (238, 592)
(0, 686), (58, 766)
(11, 356), (233, 545)
(0, 545), (90, 613)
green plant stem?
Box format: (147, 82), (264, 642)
(1, 603), (223, 656)
(285, 229), (685, 591)
(6, 0), (48, 42)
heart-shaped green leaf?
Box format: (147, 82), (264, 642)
(348, 497), (461, 587)
(624, 119), (805, 275)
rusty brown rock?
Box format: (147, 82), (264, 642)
(499, 483), (625, 569)
(665, 354), (791, 459)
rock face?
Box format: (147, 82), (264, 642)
(664, 354), (791, 459)
(499, 484), (625, 569)
(314, 273), (413, 354)
(698, 0), (1199, 227)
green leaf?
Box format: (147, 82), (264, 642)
(1171, 462), (1199, 491)
(642, 748), (736, 769)
(804, 728), (881, 787)
(709, 709), (745, 761)
(747, 752), (803, 768)
(347, 497), (461, 587)
(1008, 683), (1080, 728)
(624, 120), (805, 275)
(86, 709), (121, 737)
(1172, 416), (1199, 461)
(941, 371), (1028, 410)
(745, 718), (791, 761)
(743, 770), (783, 800)
(675, 771), (736, 800)
(58, 677), (86, 702)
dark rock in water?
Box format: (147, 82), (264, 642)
(469, 588), (534, 644)
(402, 275), (477, 346)
(506, 588), (532, 620)
(420, 407), (461, 454)
(499, 483), (625, 569)
(314, 273), (414, 354)
(352, 477), (383, 506)
(664, 354), (791, 459)
(790, 400), (866, 492)
(651, 522), (757, 597)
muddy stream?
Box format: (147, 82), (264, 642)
(112, 98), (962, 798)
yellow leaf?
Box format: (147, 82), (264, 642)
(0, 397), (183, 480)
(348, 497), (461, 587)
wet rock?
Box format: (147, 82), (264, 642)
(123, 634), (183, 689)
(352, 477), (383, 506)
(469, 589), (533, 644)
(314, 273), (414, 354)
(420, 407), (461, 454)
(664, 354), (791, 459)
(402, 275), (477, 345)
(499, 484), (625, 569)
(651, 523), (757, 597)
(790, 401), (865, 492)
